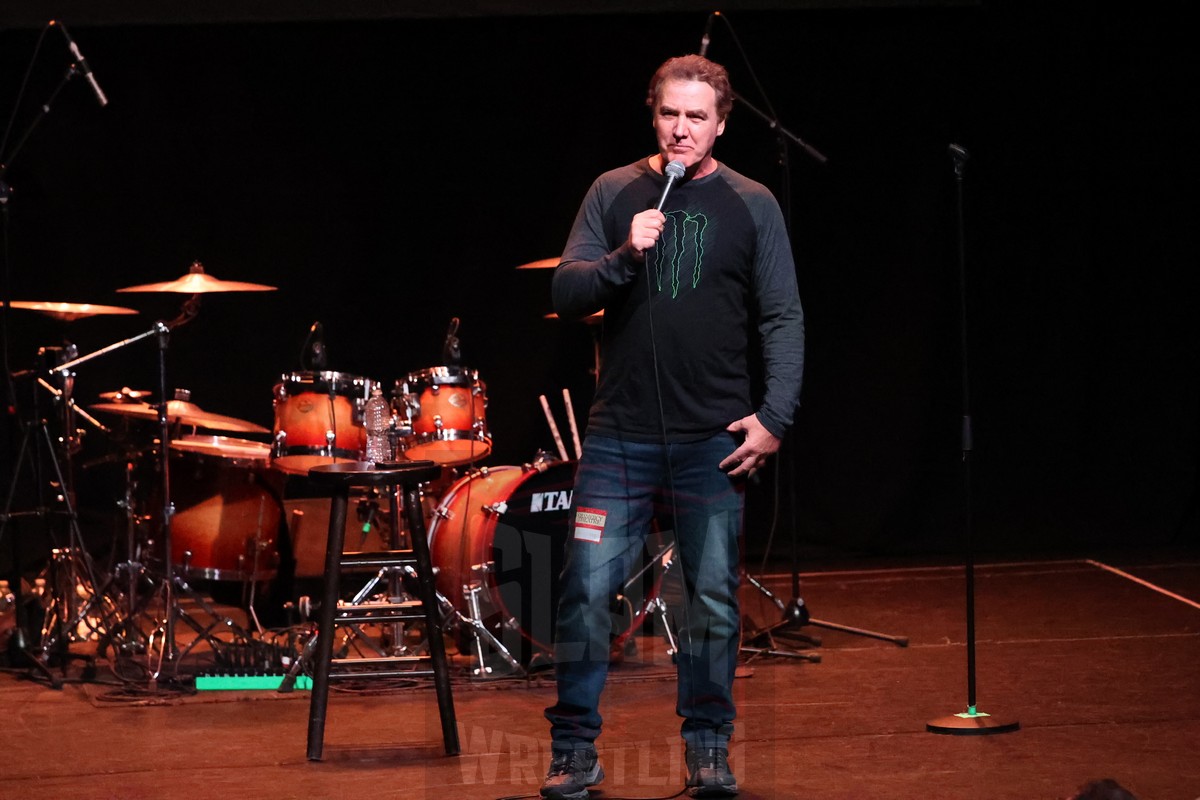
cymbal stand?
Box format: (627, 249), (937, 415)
(52, 304), (252, 681)
(48, 324), (172, 667)
(0, 351), (106, 682)
(31, 366), (129, 655)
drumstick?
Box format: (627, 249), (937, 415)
(539, 394), (569, 462)
(562, 388), (582, 460)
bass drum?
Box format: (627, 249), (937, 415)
(166, 435), (283, 581)
(428, 460), (661, 663)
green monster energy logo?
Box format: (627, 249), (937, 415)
(653, 210), (708, 298)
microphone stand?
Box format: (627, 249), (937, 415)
(926, 145), (1018, 735)
(0, 28), (110, 685)
(703, 14), (908, 659)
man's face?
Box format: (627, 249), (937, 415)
(653, 78), (726, 175)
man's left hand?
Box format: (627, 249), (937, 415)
(719, 414), (781, 478)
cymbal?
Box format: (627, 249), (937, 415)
(545, 310), (604, 325)
(116, 261), (277, 294)
(516, 257), (560, 270)
(97, 387), (153, 402)
(8, 301), (138, 322)
(89, 399), (270, 434)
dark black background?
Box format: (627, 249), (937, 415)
(1, 3), (1195, 566)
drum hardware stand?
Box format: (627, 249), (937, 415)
(90, 451), (157, 659)
(235, 496), (278, 637)
(50, 303), (255, 680)
(1, 349), (110, 683)
(456, 574), (524, 677)
(627, 543), (680, 659)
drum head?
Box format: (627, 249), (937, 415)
(406, 365), (479, 388)
(279, 370), (373, 396)
(171, 434), (270, 464)
(487, 463), (577, 655)
(488, 463), (661, 659)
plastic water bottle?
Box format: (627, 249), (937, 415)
(364, 385), (392, 464)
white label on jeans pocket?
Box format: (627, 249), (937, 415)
(573, 507), (606, 543)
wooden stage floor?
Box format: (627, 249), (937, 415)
(2, 549), (1198, 800)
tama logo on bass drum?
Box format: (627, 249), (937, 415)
(529, 489), (573, 513)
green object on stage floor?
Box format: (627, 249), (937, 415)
(195, 674), (313, 691)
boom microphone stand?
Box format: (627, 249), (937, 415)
(1, 23), (109, 684)
(700, 11), (908, 657)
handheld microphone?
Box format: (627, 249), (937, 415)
(50, 20), (108, 107)
(656, 160), (686, 212)
(699, 12), (719, 57)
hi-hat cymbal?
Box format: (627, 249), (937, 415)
(116, 261), (277, 294)
(8, 301), (138, 322)
(89, 399), (270, 434)
(545, 310), (604, 325)
(516, 257), (560, 270)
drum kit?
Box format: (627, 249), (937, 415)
(3, 258), (674, 683)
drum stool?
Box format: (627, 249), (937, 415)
(301, 460), (459, 760)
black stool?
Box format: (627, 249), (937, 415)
(303, 460), (459, 760)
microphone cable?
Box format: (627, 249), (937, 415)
(641, 163), (698, 755)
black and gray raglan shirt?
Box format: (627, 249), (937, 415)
(553, 158), (805, 444)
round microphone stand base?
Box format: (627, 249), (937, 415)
(927, 708), (1020, 736)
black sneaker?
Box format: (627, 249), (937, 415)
(540, 746), (604, 800)
(685, 745), (739, 797)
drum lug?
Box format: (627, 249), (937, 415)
(484, 501), (507, 516)
(433, 504), (453, 522)
(433, 415), (444, 431)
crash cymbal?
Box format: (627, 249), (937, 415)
(516, 257), (560, 270)
(116, 261), (277, 293)
(8, 301), (138, 322)
(97, 387), (153, 403)
(545, 310), (604, 325)
(89, 399), (270, 434)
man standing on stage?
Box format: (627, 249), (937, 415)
(541, 54), (805, 799)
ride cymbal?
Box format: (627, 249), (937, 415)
(89, 399), (270, 434)
(8, 301), (138, 321)
(116, 261), (277, 293)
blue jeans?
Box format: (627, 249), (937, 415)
(544, 433), (744, 751)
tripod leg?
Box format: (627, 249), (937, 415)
(808, 618), (909, 647)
